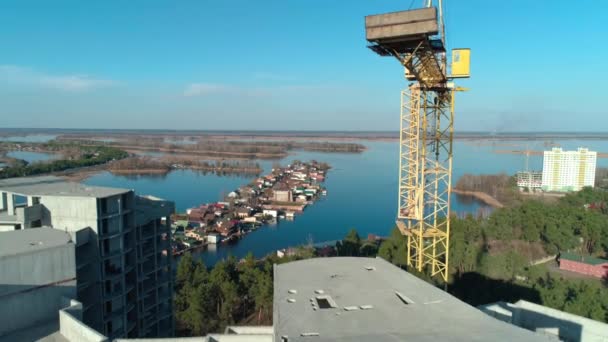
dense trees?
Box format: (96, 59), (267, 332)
(175, 251), (314, 336)
(175, 187), (608, 334)
(335, 228), (379, 257)
(534, 273), (608, 322)
(174, 253), (274, 336)
(444, 187), (608, 322)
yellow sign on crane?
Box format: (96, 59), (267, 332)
(365, 1), (469, 282)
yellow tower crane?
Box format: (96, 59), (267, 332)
(365, 0), (470, 282)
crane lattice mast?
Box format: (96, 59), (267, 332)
(365, 0), (469, 281)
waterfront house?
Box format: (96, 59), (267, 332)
(273, 189), (292, 203)
(304, 189), (317, 196)
(235, 207), (251, 218)
(292, 173), (307, 181)
(185, 229), (205, 242)
(276, 248), (297, 258)
(187, 208), (206, 226)
(215, 219), (237, 237)
(261, 188), (273, 200)
(207, 233), (220, 244)
(242, 216), (257, 223)
(202, 213), (216, 225)
(263, 209), (278, 218)
(173, 219), (188, 229)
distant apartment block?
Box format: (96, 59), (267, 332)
(541, 148), (596, 192)
(0, 176), (174, 340)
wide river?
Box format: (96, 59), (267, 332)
(85, 139), (608, 265)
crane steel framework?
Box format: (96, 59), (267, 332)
(366, 0), (468, 282)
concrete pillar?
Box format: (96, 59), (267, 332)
(7, 194), (14, 216)
(27, 196), (34, 206)
(0, 192), (6, 211)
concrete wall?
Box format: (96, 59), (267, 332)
(514, 300), (608, 342)
(115, 338), (208, 342)
(0, 243), (76, 336)
(0, 224), (18, 232)
(480, 300), (608, 342)
(223, 326), (273, 335)
(15, 203), (43, 228)
(41, 196), (99, 234)
(114, 336), (272, 342)
(60, 300), (109, 342)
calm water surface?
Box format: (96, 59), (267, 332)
(0, 134), (57, 143)
(85, 139), (608, 265)
(7, 151), (56, 163)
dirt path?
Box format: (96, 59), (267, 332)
(452, 189), (504, 208)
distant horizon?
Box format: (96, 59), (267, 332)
(3, 127), (608, 135)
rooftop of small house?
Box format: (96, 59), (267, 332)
(560, 252), (608, 266)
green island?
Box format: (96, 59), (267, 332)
(0, 142), (128, 179)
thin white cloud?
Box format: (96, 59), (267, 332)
(0, 65), (114, 91)
(183, 83), (232, 97)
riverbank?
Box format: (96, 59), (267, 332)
(452, 189), (504, 208)
(495, 149), (608, 158)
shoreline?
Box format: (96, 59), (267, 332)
(109, 168), (170, 175)
(8, 129), (608, 142)
(452, 189), (504, 208)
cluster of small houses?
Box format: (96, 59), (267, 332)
(171, 161), (329, 255)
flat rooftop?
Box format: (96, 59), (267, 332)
(135, 195), (175, 224)
(0, 228), (72, 258)
(273, 257), (546, 342)
(0, 176), (129, 198)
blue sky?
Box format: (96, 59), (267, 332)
(0, 0), (605, 131)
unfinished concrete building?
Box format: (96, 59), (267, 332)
(0, 176), (174, 340)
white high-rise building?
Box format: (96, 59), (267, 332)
(541, 148), (596, 192)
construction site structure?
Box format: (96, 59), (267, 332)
(517, 149), (542, 192)
(365, 1), (469, 281)
(517, 171), (543, 191)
